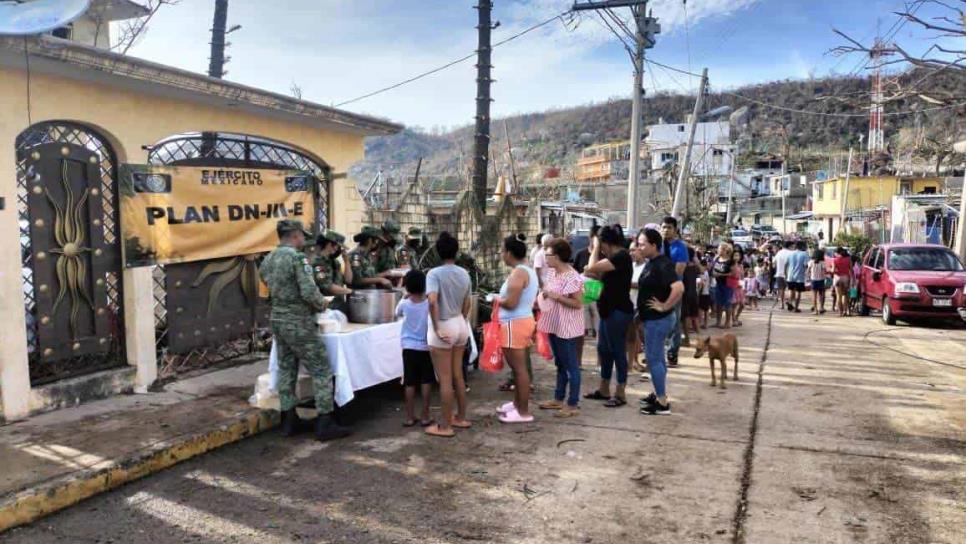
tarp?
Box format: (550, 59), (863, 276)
(120, 165), (315, 267)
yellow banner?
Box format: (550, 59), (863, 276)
(120, 165), (316, 267)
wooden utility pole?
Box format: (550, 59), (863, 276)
(471, 0), (494, 211)
(572, 0), (658, 227)
(208, 0), (229, 78)
(670, 67), (708, 219)
(503, 121), (517, 194)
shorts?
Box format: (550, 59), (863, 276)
(811, 280), (826, 292)
(788, 282), (806, 292)
(500, 316), (536, 350)
(428, 316), (471, 349)
(699, 294), (712, 311)
(834, 275), (851, 290)
(402, 349), (435, 386)
(775, 277), (788, 290)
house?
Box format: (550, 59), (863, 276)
(645, 120), (733, 177)
(0, 2), (400, 420)
(812, 175), (944, 237)
(576, 141), (643, 183)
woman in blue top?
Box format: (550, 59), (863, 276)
(493, 234), (539, 423)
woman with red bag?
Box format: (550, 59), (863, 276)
(493, 234), (539, 423)
(536, 238), (585, 418)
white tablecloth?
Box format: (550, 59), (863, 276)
(263, 320), (478, 408)
(323, 321), (404, 406)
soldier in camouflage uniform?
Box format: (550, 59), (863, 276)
(374, 219), (401, 274)
(402, 227), (428, 269)
(348, 225), (392, 288)
(312, 230), (353, 313)
(259, 219), (350, 442)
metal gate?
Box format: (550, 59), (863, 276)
(146, 132), (330, 376)
(16, 122), (125, 385)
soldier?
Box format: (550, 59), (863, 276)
(312, 229), (354, 313)
(259, 219), (351, 442)
(401, 227), (427, 269)
(348, 225), (393, 288)
(374, 219), (402, 273)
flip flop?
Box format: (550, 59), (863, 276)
(498, 408), (534, 424)
(583, 391), (609, 400)
(554, 408), (579, 418)
(603, 397), (627, 408)
(538, 400), (564, 410)
(424, 424), (455, 438)
(450, 418), (472, 429)
(419, 420), (434, 427)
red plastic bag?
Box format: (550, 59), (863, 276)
(480, 300), (504, 373)
(536, 330), (553, 361)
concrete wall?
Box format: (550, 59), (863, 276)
(0, 66), (370, 420)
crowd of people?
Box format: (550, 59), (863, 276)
(261, 215), (863, 442)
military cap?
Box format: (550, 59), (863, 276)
(407, 227), (423, 238)
(382, 219), (401, 234)
(360, 225), (382, 238)
(276, 219), (311, 237)
(317, 229), (346, 246)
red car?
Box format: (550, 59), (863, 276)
(859, 243), (966, 325)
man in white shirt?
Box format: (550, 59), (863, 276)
(772, 241), (794, 308)
(532, 234), (553, 288)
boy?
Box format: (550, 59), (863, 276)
(396, 270), (435, 427)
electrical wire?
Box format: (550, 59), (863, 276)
(647, 57), (966, 117)
(334, 10), (573, 108)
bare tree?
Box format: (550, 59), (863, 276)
(830, 0), (965, 104)
(111, 0), (181, 55)
(289, 81), (303, 100)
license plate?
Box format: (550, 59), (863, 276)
(932, 298), (952, 307)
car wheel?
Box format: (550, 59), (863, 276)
(881, 297), (897, 326)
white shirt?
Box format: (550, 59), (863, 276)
(630, 260), (646, 308)
(774, 249), (791, 279)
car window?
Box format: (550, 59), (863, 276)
(887, 248), (965, 271)
(867, 248), (880, 268)
(732, 229), (748, 236)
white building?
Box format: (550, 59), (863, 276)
(645, 120), (733, 177)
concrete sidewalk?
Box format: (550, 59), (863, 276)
(0, 361), (276, 532)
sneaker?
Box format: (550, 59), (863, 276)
(639, 392), (657, 406)
(640, 400), (671, 416)
(498, 407), (534, 424)
(496, 401), (516, 414)
(667, 354), (679, 367)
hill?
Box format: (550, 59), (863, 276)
(350, 69), (965, 184)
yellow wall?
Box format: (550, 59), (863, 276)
(812, 175), (943, 216)
(0, 65), (374, 419)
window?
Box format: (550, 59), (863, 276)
(921, 186), (937, 194)
(713, 149), (724, 156)
(832, 181), (837, 199)
(678, 125), (685, 132)
(900, 181), (912, 195)
(50, 25), (72, 40)
(888, 248), (964, 271)
(817, 184), (824, 200)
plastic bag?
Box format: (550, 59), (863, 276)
(480, 300), (504, 373)
(583, 278), (603, 303)
(536, 330), (553, 361)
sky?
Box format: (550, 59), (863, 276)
(124, 0), (954, 129)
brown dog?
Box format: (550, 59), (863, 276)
(693, 334), (739, 388)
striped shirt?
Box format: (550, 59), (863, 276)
(537, 268), (585, 339)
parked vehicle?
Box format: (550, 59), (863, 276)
(823, 246), (850, 271)
(731, 228), (754, 249)
(567, 229), (591, 257)
(751, 224), (779, 241)
(858, 243), (966, 325)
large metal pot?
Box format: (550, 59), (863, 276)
(346, 289), (398, 324)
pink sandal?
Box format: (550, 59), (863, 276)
(496, 401), (515, 414)
(498, 408), (534, 424)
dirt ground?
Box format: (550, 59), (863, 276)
(4, 302), (965, 544)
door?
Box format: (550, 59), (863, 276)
(864, 247), (884, 307)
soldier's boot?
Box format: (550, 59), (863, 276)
(315, 414), (352, 442)
(280, 408), (311, 436)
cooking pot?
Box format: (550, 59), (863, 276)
(347, 289), (398, 324)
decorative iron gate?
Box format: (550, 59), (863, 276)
(146, 133), (330, 375)
(16, 123), (125, 385)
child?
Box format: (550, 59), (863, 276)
(697, 262), (711, 330)
(807, 248), (827, 314)
(754, 258), (769, 298)
(744, 269), (760, 310)
(395, 270), (435, 427)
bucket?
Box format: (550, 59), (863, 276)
(583, 279), (603, 303)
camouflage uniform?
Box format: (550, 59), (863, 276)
(312, 254), (348, 312)
(348, 246), (377, 287)
(259, 243), (333, 414)
(374, 239), (399, 273)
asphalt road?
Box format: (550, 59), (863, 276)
(4, 304), (964, 544)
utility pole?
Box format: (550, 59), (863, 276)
(471, 0), (494, 211)
(725, 148), (736, 227)
(780, 160), (787, 234)
(208, 0), (228, 78)
(952, 140), (966, 259)
(838, 146), (854, 237)
(503, 121), (517, 194)
(670, 67), (708, 219)
(572, 0), (658, 227)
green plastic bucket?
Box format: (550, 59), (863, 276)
(583, 279), (603, 303)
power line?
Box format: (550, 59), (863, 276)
(334, 10), (573, 108)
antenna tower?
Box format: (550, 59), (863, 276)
(867, 37), (888, 154)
